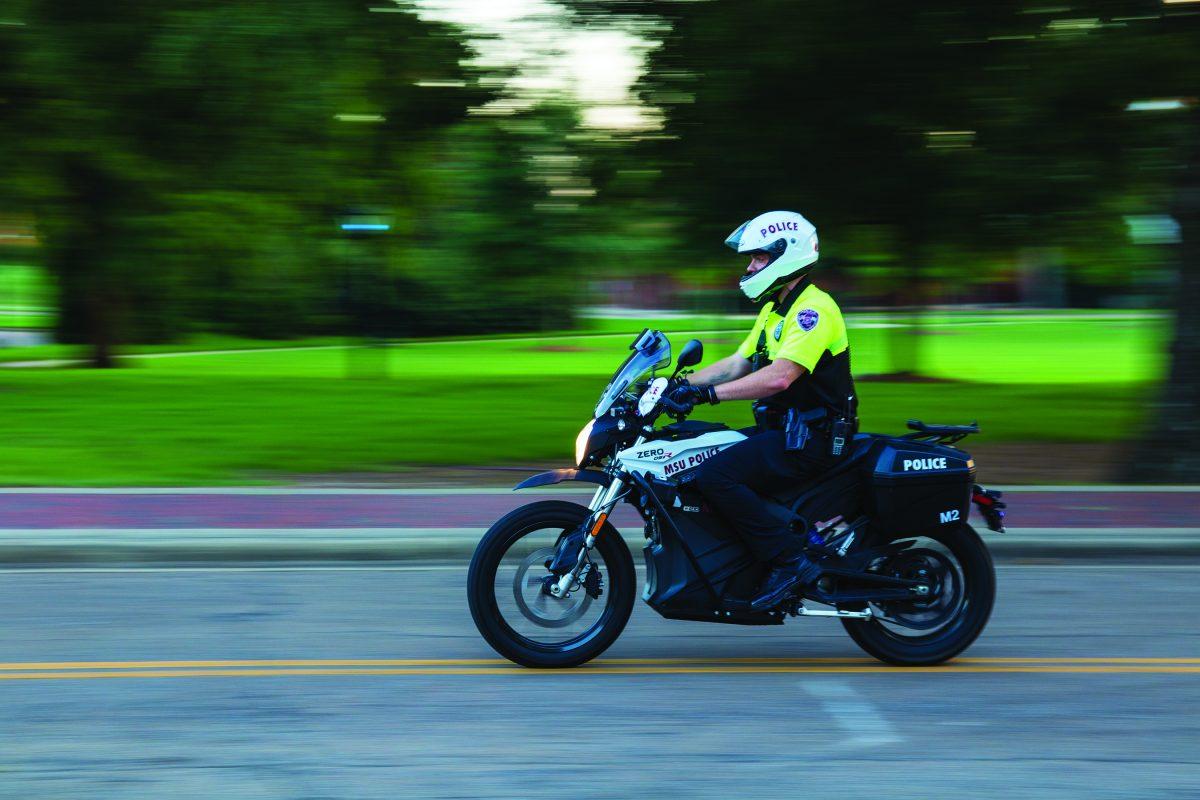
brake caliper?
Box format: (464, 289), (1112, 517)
(582, 564), (603, 599)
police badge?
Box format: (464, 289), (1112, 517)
(773, 319), (784, 341)
(797, 308), (819, 332)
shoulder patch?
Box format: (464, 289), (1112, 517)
(796, 308), (819, 332)
(773, 319), (784, 341)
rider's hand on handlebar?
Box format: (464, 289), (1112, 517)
(661, 382), (719, 416)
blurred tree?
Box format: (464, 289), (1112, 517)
(630, 1), (1010, 376)
(393, 111), (583, 335)
(628, 0), (1194, 378)
(1107, 10), (1200, 481)
(1136, 132), (1200, 480)
(3, 0), (482, 365)
(0, 14), (29, 211)
(966, 3), (1200, 479)
(399, 103), (638, 335)
(1146, 131), (1200, 480)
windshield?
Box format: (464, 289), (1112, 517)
(594, 329), (671, 418)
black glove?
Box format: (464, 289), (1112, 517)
(662, 383), (719, 415)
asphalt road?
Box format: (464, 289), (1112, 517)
(1, 560), (1198, 799)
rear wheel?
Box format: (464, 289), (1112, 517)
(841, 523), (995, 666)
(467, 500), (636, 668)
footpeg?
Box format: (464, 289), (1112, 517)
(794, 604), (873, 621)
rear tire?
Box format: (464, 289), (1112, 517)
(467, 500), (636, 668)
(841, 523), (995, 666)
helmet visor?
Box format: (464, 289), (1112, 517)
(724, 221), (750, 251)
(758, 238), (788, 265)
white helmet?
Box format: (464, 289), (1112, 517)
(725, 210), (819, 302)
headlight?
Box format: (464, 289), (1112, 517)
(575, 419), (596, 467)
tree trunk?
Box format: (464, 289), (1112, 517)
(882, 241), (926, 379)
(1127, 136), (1200, 482)
(49, 158), (122, 368)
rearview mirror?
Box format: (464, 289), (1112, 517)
(674, 339), (703, 374)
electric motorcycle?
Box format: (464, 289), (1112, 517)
(467, 329), (1006, 668)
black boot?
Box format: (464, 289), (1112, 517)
(749, 552), (823, 610)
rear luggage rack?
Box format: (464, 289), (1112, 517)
(903, 419), (980, 444)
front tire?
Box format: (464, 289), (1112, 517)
(467, 500), (636, 668)
(841, 523), (995, 666)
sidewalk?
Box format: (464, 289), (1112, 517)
(1, 487), (1196, 563)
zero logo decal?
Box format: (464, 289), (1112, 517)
(796, 308), (819, 332)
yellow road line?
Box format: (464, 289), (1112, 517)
(1, 665), (1198, 681)
(0, 657), (886, 670)
(2, 656), (1198, 671)
(0, 658), (511, 670)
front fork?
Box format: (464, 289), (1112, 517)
(549, 473), (628, 598)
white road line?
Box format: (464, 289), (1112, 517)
(0, 563), (1195, 575)
(803, 680), (902, 746)
(1, 527), (1196, 538)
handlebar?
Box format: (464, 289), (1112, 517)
(625, 376), (692, 425)
(656, 377), (696, 421)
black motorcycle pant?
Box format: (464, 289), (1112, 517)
(693, 428), (832, 563)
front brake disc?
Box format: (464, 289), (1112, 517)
(511, 546), (593, 628)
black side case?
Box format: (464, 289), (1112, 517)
(869, 440), (974, 535)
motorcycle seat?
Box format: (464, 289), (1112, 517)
(766, 434), (880, 509)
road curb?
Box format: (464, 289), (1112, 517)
(1, 527), (1198, 564)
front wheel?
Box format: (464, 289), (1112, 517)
(467, 500), (636, 668)
(841, 523), (995, 666)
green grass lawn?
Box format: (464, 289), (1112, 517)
(0, 312), (53, 329)
(0, 313), (1167, 485)
(0, 264), (53, 316)
(0, 263), (54, 330)
(0, 370), (1145, 486)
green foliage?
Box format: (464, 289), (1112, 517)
(2, 1), (588, 355)
(152, 192), (328, 339)
(3, 0), (1196, 368)
(1, 2), (676, 354)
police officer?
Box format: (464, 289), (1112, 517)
(664, 210), (857, 610)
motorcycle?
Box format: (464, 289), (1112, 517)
(467, 329), (1006, 668)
